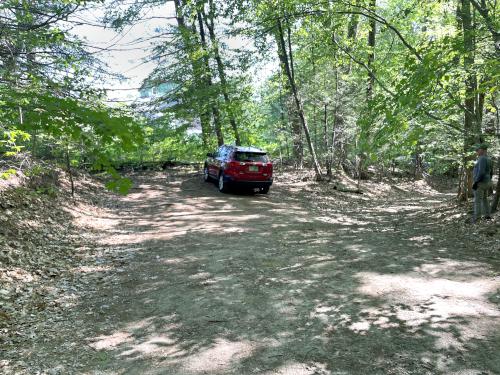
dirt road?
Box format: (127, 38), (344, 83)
(10, 171), (500, 374)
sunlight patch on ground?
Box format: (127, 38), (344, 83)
(98, 217), (254, 244)
(357, 272), (499, 318)
(408, 235), (434, 243)
(73, 213), (118, 232)
(414, 260), (492, 279)
(273, 300), (298, 316)
(279, 263), (303, 271)
(19, 218), (41, 228)
(123, 317), (156, 331)
(89, 331), (133, 350)
(316, 215), (370, 226)
(354, 270), (500, 348)
(280, 277), (316, 286)
(373, 204), (429, 213)
(189, 272), (211, 280)
(345, 244), (372, 254)
(120, 335), (182, 358)
(0, 267), (37, 283)
(73, 265), (112, 273)
(261, 361), (329, 375)
(270, 207), (307, 215)
(349, 320), (371, 333)
(309, 305), (340, 323)
(443, 369), (486, 375)
(160, 256), (200, 265)
(181, 339), (254, 373)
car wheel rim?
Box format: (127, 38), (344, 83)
(219, 176), (223, 190)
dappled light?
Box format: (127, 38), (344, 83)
(356, 269), (499, 342)
(90, 331), (134, 351)
(182, 339), (255, 373)
(59, 173), (498, 374)
(1, 0), (499, 370)
(3, 170), (499, 374)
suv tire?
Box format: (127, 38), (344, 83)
(203, 165), (211, 182)
(260, 186), (270, 194)
(218, 173), (229, 193)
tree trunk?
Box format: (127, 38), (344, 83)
(275, 18), (322, 179)
(65, 144), (74, 198)
(211, 106), (224, 146)
(331, 68), (341, 170)
(367, 0), (376, 100)
(277, 37), (303, 166)
(278, 74), (292, 161)
(356, 0), (377, 180)
(203, 0), (241, 145)
(469, 0), (500, 54)
(414, 145), (423, 179)
(491, 161), (500, 213)
(347, 10), (359, 40)
(324, 103), (332, 177)
(196, 10), (224, 146)
(290, 107), (304, 168)
(346, 0), (360, 73)
(173, 0), (214, 148)
(491, 101), (500, 212)
(457, 0), (482, 200)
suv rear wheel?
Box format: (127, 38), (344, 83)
(260, 186), (270, 194)
(218, 173), (229, 193)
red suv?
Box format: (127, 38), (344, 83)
(203, 145), (273, 193)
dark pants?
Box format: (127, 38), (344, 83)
(473, 181), (492, 220)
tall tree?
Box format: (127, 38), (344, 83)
(0, 0), (142, 160)
(173, 0), (220, 147)
(275, 17), (322, 179)
(203, 0), (241, 145)
(196, 7), (224, 145)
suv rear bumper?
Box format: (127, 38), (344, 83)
(223, 175), (273, 189)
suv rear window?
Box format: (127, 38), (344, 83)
(234, 152), (269, 162)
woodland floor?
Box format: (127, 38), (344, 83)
(1, 168), (500, 375)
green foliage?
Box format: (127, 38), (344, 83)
(3, 0), (497, 182)
(0, 1), (147, 192)
(24, 165), (50, 178)
(1, 129), (31, 156)
(34, 186), (58, 198)
(1, 169), (17, 180)
(105, 175), (133, 195)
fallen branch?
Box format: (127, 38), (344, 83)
(333, 185), (363, 194)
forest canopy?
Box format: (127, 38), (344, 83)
(1, 0), (499, 198)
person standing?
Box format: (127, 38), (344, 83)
(472, 143), (493, 223)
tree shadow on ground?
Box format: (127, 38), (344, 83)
(62, 172), (500, 374)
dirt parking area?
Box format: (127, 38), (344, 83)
(3, 170), (500, 374)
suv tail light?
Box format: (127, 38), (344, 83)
(224, 161), (242, 176)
